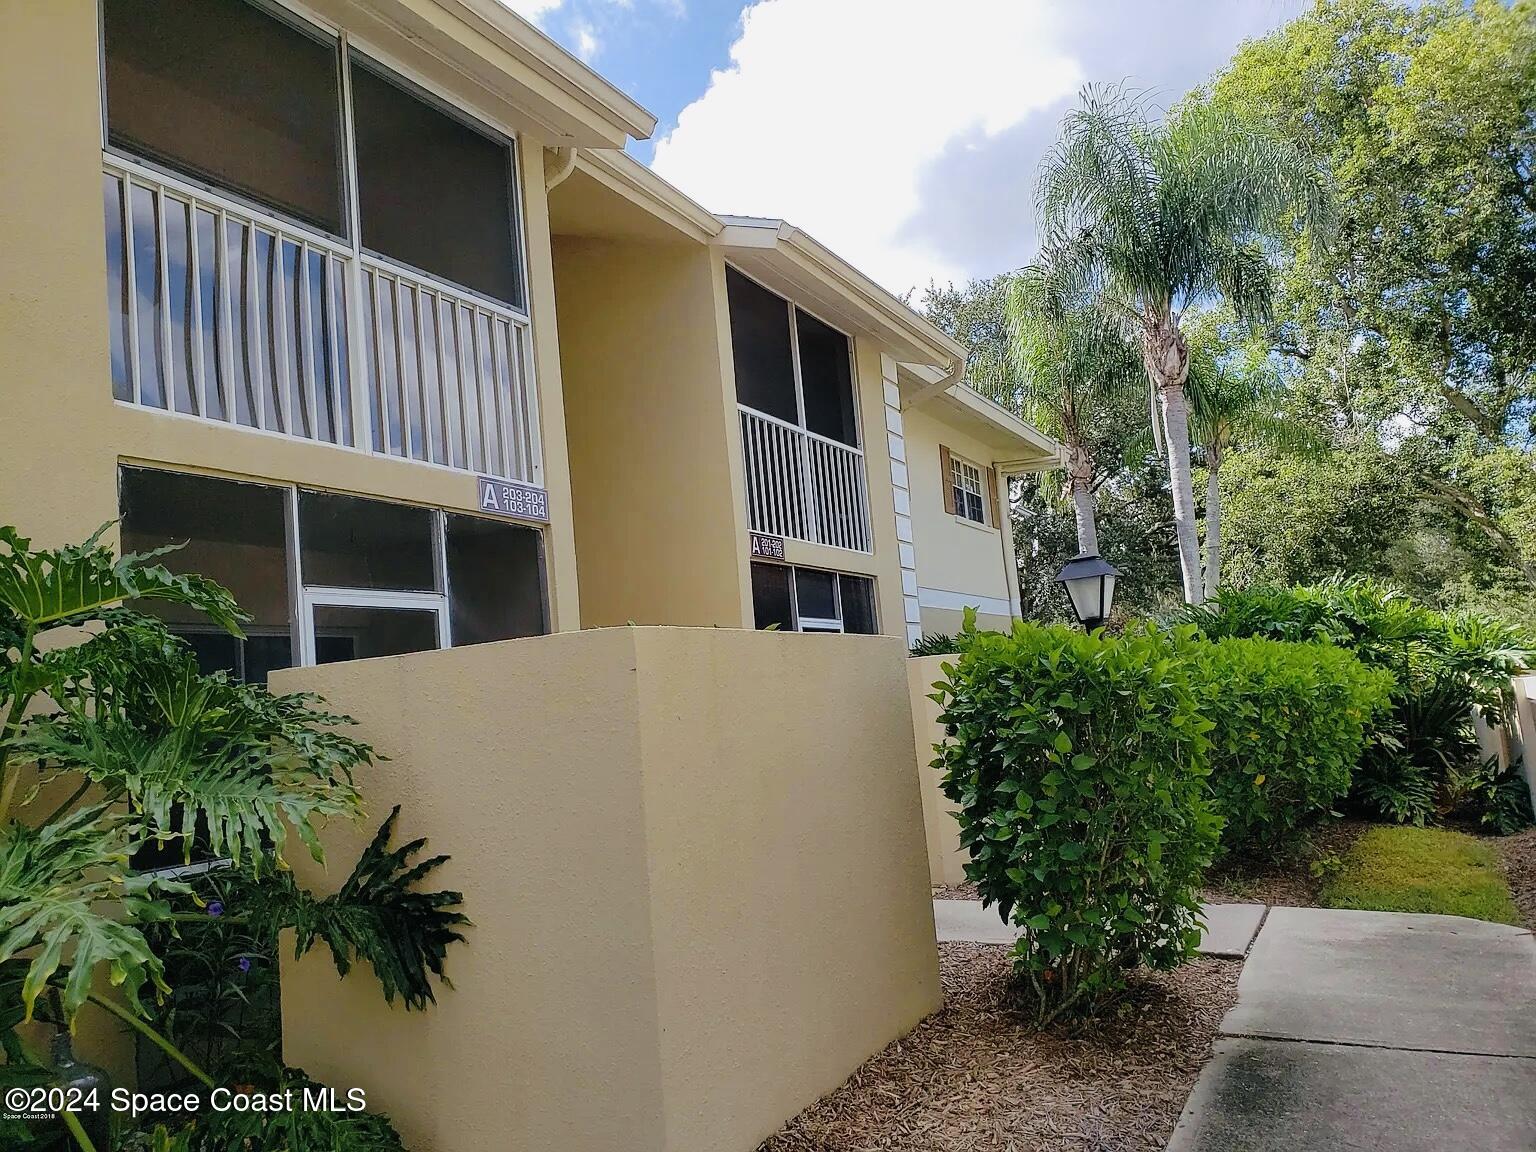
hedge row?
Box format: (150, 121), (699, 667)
(930, 615), (1393, 1018)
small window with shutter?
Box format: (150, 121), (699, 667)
(942, 446), (991, 526)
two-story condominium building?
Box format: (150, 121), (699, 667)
(1, 0), (1060, 680)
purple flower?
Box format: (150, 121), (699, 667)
(237, 957), (253, 973)
(206, 901), (224, 918)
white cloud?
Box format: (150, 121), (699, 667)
(651, 0), (1082, 294)
(498, 0), (565, 23)
(572, 19), (602, 61)
(651, 0), (1307, 295)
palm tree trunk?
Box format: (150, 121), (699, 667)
(1145, 318), (1203, 604)
(1204, 458), (1222, 600)
(1066, 439), (1099, 555)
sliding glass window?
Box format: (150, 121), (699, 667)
(119, 467), (548, 679)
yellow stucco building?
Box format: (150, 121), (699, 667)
(0, 3), (1062, 1145)
(1, 0), (1058, 663)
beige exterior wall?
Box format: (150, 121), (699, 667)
(1514, 677), (1536, 813)
(908, 653), (967, 888)
(0, 2), (582, 630)
(554, 236), (749, 627)
(901, 407), (1020, 639)
(275, 627), (940, 1152)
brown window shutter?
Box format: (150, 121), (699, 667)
(987, 468), (1001, 528)
(939, 445), (956, 515)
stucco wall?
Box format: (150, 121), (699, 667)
(274, 627), (940, 1152)
(0, 2), (582, 631)
(1514, 677), (1536, 813)
(901, 407), (1019, 638)
(553, 236), (749, 628)
(908, 654), (967, 888)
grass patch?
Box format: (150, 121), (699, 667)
(1319, 825), (1522, 925)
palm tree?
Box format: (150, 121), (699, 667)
(1000, 263), (1144, 555)
(1035, 85), (1331, 604)
(1184, 320), (1327, 597)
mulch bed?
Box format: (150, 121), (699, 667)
(757, 943), (1240, 1152)
(1499, 827), (1536, 931)
(1200, 818), (1366, 909)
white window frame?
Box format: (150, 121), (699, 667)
(951, 454), (988, 525)
(299, 586), (451, 666)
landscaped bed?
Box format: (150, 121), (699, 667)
(1204, 818), (1534, 929)
(757, 943), (1240, 1152)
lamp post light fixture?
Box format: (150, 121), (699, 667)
(1055, 552), (1120, 631)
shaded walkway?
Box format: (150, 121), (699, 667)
(930, 899), (1536, 1149)
(1167, 907), (1536, 1151)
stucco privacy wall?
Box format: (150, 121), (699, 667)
(275, 627), (940, 1152)
(553, 236), (749, 628)
(909, 654), (967, 888)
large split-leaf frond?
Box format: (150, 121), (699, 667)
(0, 805), (184, 1022)
(0, 525), (245, 636)
(261, 808), (468, 1011)
(15, 632), (370, 866)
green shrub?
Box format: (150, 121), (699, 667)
(1187, 637), (1395, 857)
(1181, 577), (1533, 825)
(931, 616), (1220, 1022)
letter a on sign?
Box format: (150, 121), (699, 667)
(476, 476), (550, 523)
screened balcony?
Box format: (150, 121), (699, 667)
(727, 268), (871, 553)
(98, 0), (541, 486)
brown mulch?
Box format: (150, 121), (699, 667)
(1499, 827), (1536, 931)
(758, 943), (1241, 1152)
(1200, 819), (1367, 908)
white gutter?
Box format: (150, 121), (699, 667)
(899, 356), (964, 411)
(544, 146), (578, 191)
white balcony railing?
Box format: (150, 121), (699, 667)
(102, 154), (540, 486)
(739, 406), (871, 553)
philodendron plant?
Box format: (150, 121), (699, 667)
(0, 526), (467, 1151)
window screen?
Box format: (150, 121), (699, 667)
(299, 491), (435, 591)
(350, 56), (522, 307)
(796, 310), (857, 446)
(103, 0), (344, 234)
(793, 568), (838, 622)
(119, 467), (293, 682)
(727, 268), (798, 424)
(839, 575), (877, 635)
(312, 605), (439, 662)
(751, 562), (795, 631)
(446, 514), (546, 645)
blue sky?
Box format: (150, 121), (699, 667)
(505, 0), (1311, 296)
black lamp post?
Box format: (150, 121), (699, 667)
(1055, 552), (1120, 631)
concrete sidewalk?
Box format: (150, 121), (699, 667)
(1166, 907), (1536, 1151)
(932, 897), (1267, 958)
(932, 898), (1536, 1148)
